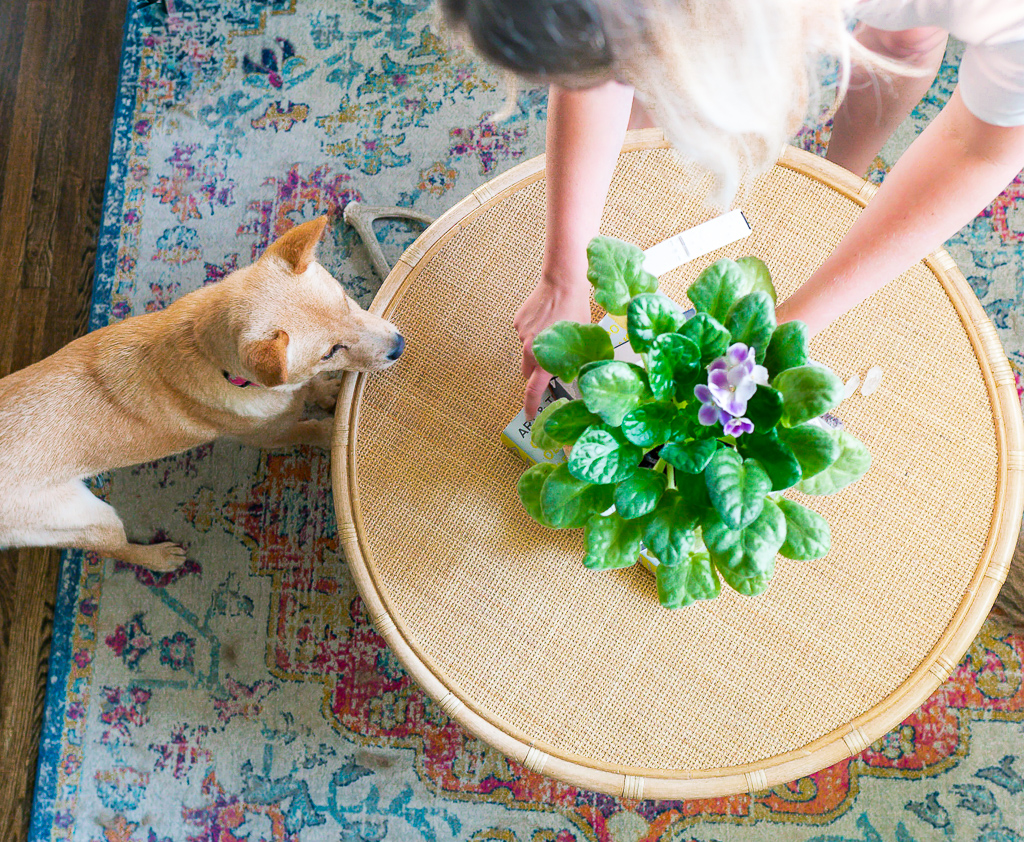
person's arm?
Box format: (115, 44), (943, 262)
(518, 81), (634, 418)
(777, 87), (1024, 335)
(825, 24), (948, 177)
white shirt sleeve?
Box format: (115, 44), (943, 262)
(854, 0), (1024, 127)
(958, 41), (1024, 126)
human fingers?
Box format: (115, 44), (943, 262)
(524, 366), (551, 420)
(521, 340), (537, 381)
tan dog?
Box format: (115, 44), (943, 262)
(0, 216), (402, 572)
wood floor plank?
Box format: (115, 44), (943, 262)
(0, 0), (53, 373)
(20, 0), (84, 292)
(0, 0), (28, 195)
(43, 0), (128, 353)
(0, 548), (60, 842)
(10, 287), (48, 374)
(0, 0), (127, 837)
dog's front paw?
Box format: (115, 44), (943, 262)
(131, 542), (187, 572)
(310, 377), (343, 411)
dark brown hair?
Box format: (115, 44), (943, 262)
(438, 0), (614, 81)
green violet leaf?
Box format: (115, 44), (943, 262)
(797, 429), (871, 495)
(586, 236), (658, 316)
(579, 361), (647, 427)
(656, 551), (722, 608)
(544, 400), (604, 445)
(725, 291), (777, 363)
(642, 489), (700, 567)
(772, 364), (844, 427)
(584, 512), (645, 570)
(704, 448), (771, 530)
(540, 463), (615, 529)
(687, 258), (749, 322)
(621, 402), (682, 448)
(648, 333), (700, 402)
(530, 398), (569, 451)
(578, 359), (613, 380)
(675, 470), (712, 510)
(517, 463), (558, 527)
(532, 321), (614, 383)
(627, 293), (688, 353)
(613, 468), (667, 519)
(703, 499), (785, 582)
(718, 566), (773, 597)
(745, 386), (783, 432)
(679, 313), (731, 366)
(777, 423), (840, 479)
(736, 430), (802, 492)
(569, 426), (643, 484)
(661, 438), (719, 474)
(778, 498), (831, 560)
(764, 320), (810, 377)
(737, 256), (777, 304)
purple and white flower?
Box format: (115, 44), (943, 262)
(694, 343), (768, 437)
(722, 415), (755, 437)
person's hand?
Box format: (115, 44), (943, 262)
(514, 271), (592, 419)
(512, 81), (634, 417)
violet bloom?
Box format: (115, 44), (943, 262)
(722, 416), (755, 437)
(693, 343), (768, 437)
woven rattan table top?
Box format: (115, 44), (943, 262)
(332, 132), (1024, 799)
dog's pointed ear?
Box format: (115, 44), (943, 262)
(243, 329), (290, 387)
(261, 216), (328, 274)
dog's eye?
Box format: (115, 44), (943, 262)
(322, 343), (347, 361)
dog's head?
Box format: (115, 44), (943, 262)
(226, 217), (404, 388)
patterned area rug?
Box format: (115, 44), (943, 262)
(28, 2), (1024, 840)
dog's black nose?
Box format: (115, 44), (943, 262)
(387, 333), (405, 361)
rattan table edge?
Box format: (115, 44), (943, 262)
(329, 132), (1024, 799)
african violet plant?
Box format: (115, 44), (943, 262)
(517, 236), (871, 609)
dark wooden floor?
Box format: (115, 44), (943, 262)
(0, 0), (127, 838)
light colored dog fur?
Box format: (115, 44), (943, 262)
(0, 216), (403, 572)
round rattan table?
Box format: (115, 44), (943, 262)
(331, 130), (1024, 799)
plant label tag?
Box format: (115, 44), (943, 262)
(642, 209), (751, 277)
(598, 311), (695, 352)
(598, 313), (629, 348)
(500, 388), (570, 466)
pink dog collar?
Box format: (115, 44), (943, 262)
(222, 371), (254, 388)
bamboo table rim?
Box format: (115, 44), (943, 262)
(331, 130), (1024, 799)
